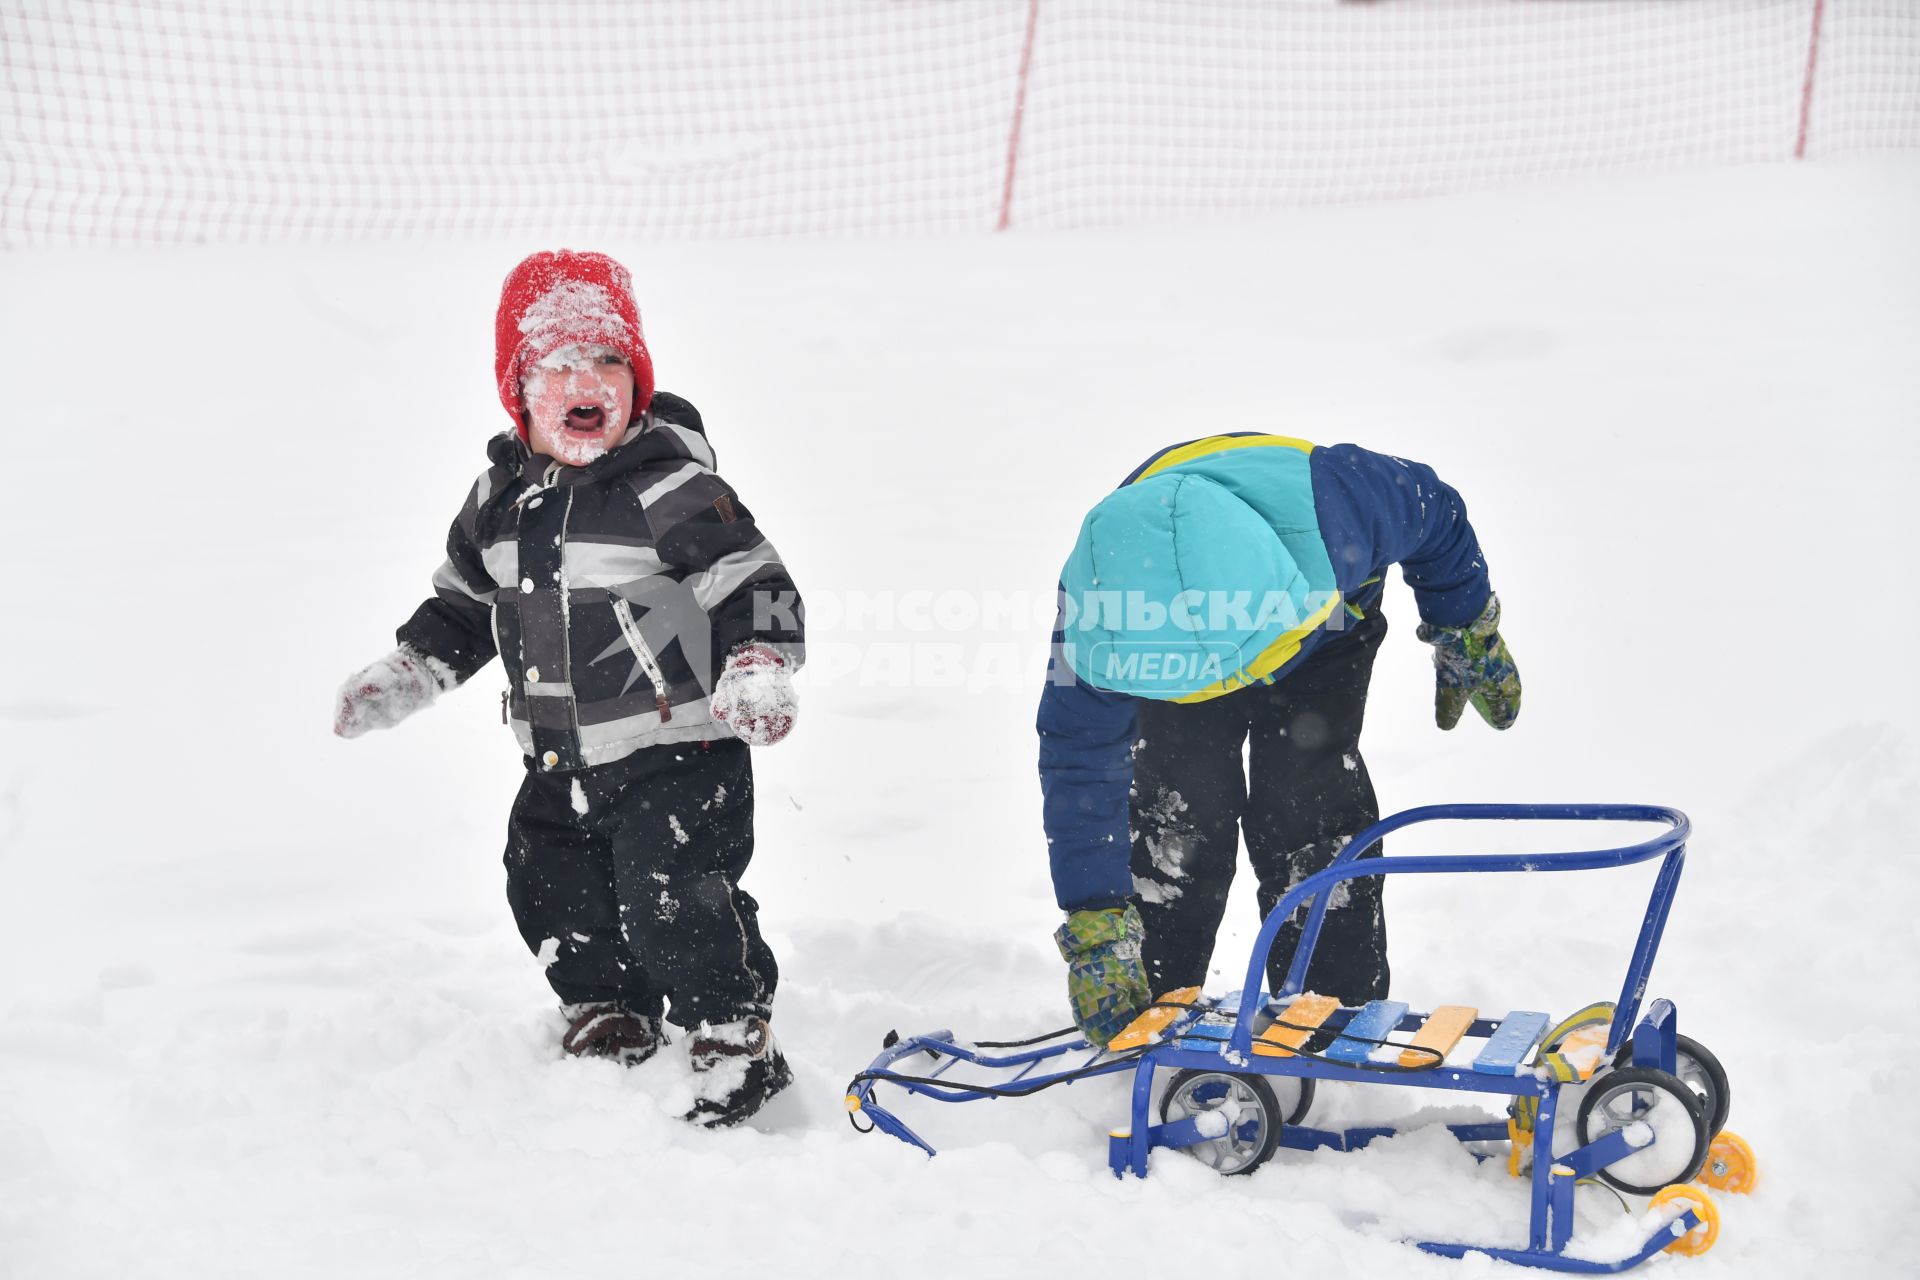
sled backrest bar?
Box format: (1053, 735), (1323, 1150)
(1230, 804), (1689, 1060)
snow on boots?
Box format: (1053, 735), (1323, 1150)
(683, 1016), (792, 1127)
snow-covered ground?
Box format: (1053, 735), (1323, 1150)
(3, 157), (1918, 1277)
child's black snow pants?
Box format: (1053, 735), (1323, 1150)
(1130, 607), (1390, 1004)
(502, 736), (777, 1029)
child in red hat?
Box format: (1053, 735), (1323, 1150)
(335, 250), (804, 1126)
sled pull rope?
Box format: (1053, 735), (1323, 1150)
(844, 1040), (1152, 1102)
(842, 997), (1216, 1123)
(975, 1027), (1079, 1049)
(846, 1000), (1451, 1136)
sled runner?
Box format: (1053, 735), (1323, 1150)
(846, 804), (1759, 1273)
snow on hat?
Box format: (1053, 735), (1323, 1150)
(495, 250), (654, 438)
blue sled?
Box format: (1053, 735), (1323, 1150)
(848, 804), (1728, 1272)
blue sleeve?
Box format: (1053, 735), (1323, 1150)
(1310, 443), (1492, 628)
(1037, 651), (1138, 913)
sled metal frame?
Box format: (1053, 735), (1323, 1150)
(850, 803), (1706, 1273)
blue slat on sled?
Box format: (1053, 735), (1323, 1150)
(1473, 1010), (1550, 1075)
(1176, 1020), (1232, 1047)
(1324, 1000), (1409, 1064)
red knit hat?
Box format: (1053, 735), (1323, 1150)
(494, 250), (655, 438)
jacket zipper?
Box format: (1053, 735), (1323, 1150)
(513, 461), (563, 507)
(500, 463), (562, 729)
(558, 486), (584, 747)
(610, 597), (674, 723)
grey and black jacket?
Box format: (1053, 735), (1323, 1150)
(397, 393), (804, 772)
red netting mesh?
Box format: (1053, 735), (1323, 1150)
(1804, 0), (1920, 158)
(2, 0), (1914, 247)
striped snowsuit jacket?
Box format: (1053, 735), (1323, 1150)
(397, 392), (804, 773)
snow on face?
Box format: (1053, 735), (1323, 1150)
(522, 344), (634, 467)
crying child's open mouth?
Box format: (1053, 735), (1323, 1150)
(564, 405), (606, 434)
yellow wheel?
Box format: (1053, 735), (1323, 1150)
(1696, 1130), (1759, 1194)
(1650, 1184), (1720, 1257)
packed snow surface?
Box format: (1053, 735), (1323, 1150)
(3, 159), (1918, 1277)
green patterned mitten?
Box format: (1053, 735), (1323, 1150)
(1054, 904), (1152, 1048)
(1416, 594), (1522, 731)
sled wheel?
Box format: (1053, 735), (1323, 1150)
(1163, 1065), (1312, 1126)
(1649, 1184), (1720, 1257)
(1614, 1033), (1730, 1137)
(1159, 1070), (1294, 1176)
(1576, 1066), (1710, 1195)
(1695, 1130), (1759, 1195)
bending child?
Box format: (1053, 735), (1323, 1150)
(1039, 434), (1519, 1044)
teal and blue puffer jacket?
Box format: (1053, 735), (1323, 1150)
(1038, 434), (1493, 911)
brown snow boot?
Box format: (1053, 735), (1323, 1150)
(561, 1002), (664, 1066)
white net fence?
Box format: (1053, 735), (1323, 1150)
(3, 0), (1916, 247)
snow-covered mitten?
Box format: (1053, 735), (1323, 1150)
(1416, 594), (1521, 731)
(333, 646), (457, 738)
(710, 643), (796, 746)
(1055, 904), (1152, 1048)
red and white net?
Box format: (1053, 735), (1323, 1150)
(2, 0), (1915, 247)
